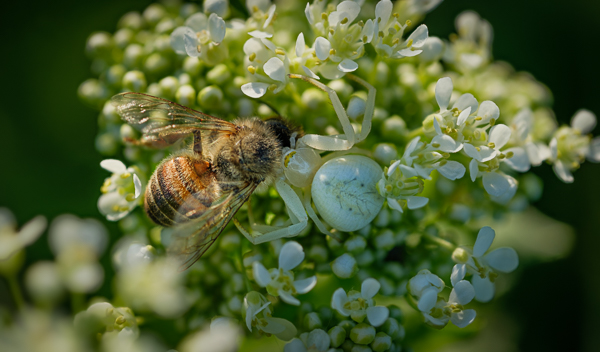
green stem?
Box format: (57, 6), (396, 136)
(422, 232), (455, 252)
(7, 274), (25, 311)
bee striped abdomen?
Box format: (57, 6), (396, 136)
(145, 154), (217, 227)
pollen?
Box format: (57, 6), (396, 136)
(275, 48), (285, 56)
(284, 151), (296, 167)
(249, 52), (256, 61)
(248, 66), (256, 74)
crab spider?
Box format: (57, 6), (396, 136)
(235, 74), (377, 243)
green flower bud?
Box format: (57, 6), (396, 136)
(342, 340), (355, 352)
(180, 3), (201, 18)
(118, 12), (144, 31)
(350, 323), (376, 345)
(147, 83), (163, 97)
(347, 95), (366, 120)
(381, 116), (407, 140)
(122, 70), (147, 92)
(176, 84), (196, 106)
(373, 229), (395, 251)
(375, 61), (390, 85)
(452, 247), (469, 264)
(85, 32), (113, 59)
(120, 124), (137, 141)
(302, 88), (327, 110)
(159, 76), (179, 100)
(198, 85), (224, 109)
(329, 326), (346, 348)
(184, 56), (203, 76)
(145, 53), (170, 76)
(352, 345), (373, 352)
(123, 44), (145, 69)
(96, 133), (119, 155)
(103, 64), (126, 89)
(355, 249), (375, 267)
(156, 18), (177, 34)
(338, 320), (357, 334)
(373, 143), (397, 166)
(113, 28), (134, 49)
(207, 64), (231, 85)
(304, 312), (322, 330)
(143, 3), (166, 25)
(383, 263), (404, 281)
(328, 79), (354, 101)
(331, 253), (358, 279)
(344, 235), (367, 254)
(78, 79), (109, 108)
(307, 244), (328, 263)
(380, 318), (403, 341)
(371, 332), (392, 352)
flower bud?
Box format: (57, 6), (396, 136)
(159, 76), (179, 100)
(118, 11), (143, 30)
(184, 56), (203, 76)
(373, 229), (395, 250)
(452, 247), (469, 263)
(350, 323), (376, 345)
(198, 85), (223, 109)
(207, 63), (231, 85)
(204, 0), (230, 18)
(304, 312), (322, 330)
(381, 116), (407, 140)
(144, 53), (170, 76)
(104, 64), (126, 89)
(371, 332), (392, 352)
(25, 261), (63, 305)
(86, 32), (113, 59)
(373, 144), (397, 165)
(307, 244), (328, 263)
(147, 83), (163, 97)
(123, 44), (145, 69)
(176, 84), (196, 106)
(78, 79), (109, 108)
(122, 70), (147, 92)
(331, 253), (358, 279)
(95, 132), (119, 155)
(380, 318), (403, 341)
(347, 95), (366, 120)
(143, 3), (166, 25)
(328, 79), (353, 100)
(344, 235), (367, 254)
(329, 326), (346, 348)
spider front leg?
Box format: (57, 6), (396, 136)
(234, 179), (308, 245)
(287, 73), (376, 151)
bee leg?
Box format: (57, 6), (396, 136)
(193, 130), (202, 154)
(346, 73), (375, 143)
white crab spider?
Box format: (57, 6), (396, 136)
(234, 73), (377, 243)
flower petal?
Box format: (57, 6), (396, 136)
(451, 264), (467, 286)
(469, 158), (479, 182)
(553, 160), (574, 183)
(503, 147), (530, 172)
(453, 93), (478, 114)
(279, 288), (301, 306)
(184, 30), (201, 57)
(208, 13), (226, 43)
(264, 4), (276, 28)
(100, 159), (127, 173)
(482, 172), (510, 197)
(451, 309), (476, 328)
(488, 124), (511, 150)
(435, 77), (453, 111)
(418, 287), (438, 312)
(375, 0), (393, 26)
(437, 160), (466, 180)
(331, 288), (350, 316)
(264, 57), (286, 83)
(571, 109), (597, 134)
(185, 13), (208, 32)
(407, 24), (428, 48)
(473, 226), (495, 257)
(463, 143), (481, 161)
(279, 241), (304, 270)
(294, 276), (317, 294)
(387, 198), (403, 213)
(485, 247), (519, 273)
(406, 196), (429, 209)
(313, 37), (331, 61)
(248, 30), (273, 39)
(241, 82), (269, 98)
(432, 134), (461, 153)
(449, 280), (475, 305)
(366, 306), (389, 327)
(471, 275), (495, 303)
(457, 106), (472, 126)
(295, 32), (305, 57)
(361, 278), (381, 299)
(338, 59), (358, 72)
(252, 262), (272, 287)
(133, 174), (142, 199)
(477, 101), (500, 124)
(170, 27), (193, 55)
(301, 66), (320, 80)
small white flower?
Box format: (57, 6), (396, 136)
(178, 317), (241, 352)
(452, 226), (519, 302)
(549, 109), (600, 183)
(171, 12), (226, 57)
(331, 278), (389, 327)
(377, 158), (428, 214)
(252, 241), (317, 305)
(464, 124), (530, 197)
(408, 269), (445, 298)
(243, 291), (297, 341)
(509, 108), (552, 166)
(0, 208), (46, 261)
(444, 11), (493, 71)
(74, 302), (139, 337)
(98, 159), (142, 221)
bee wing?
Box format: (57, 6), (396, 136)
(111, 92), (237, 144)
(166, 182), (258, 271)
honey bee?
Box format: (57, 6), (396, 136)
(111, 92), (303, 269)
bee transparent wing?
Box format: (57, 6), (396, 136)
(167, 182), (258, 271)
(111, 92), (237, 147)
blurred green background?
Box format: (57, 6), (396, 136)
(1, 0), (599, 351)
